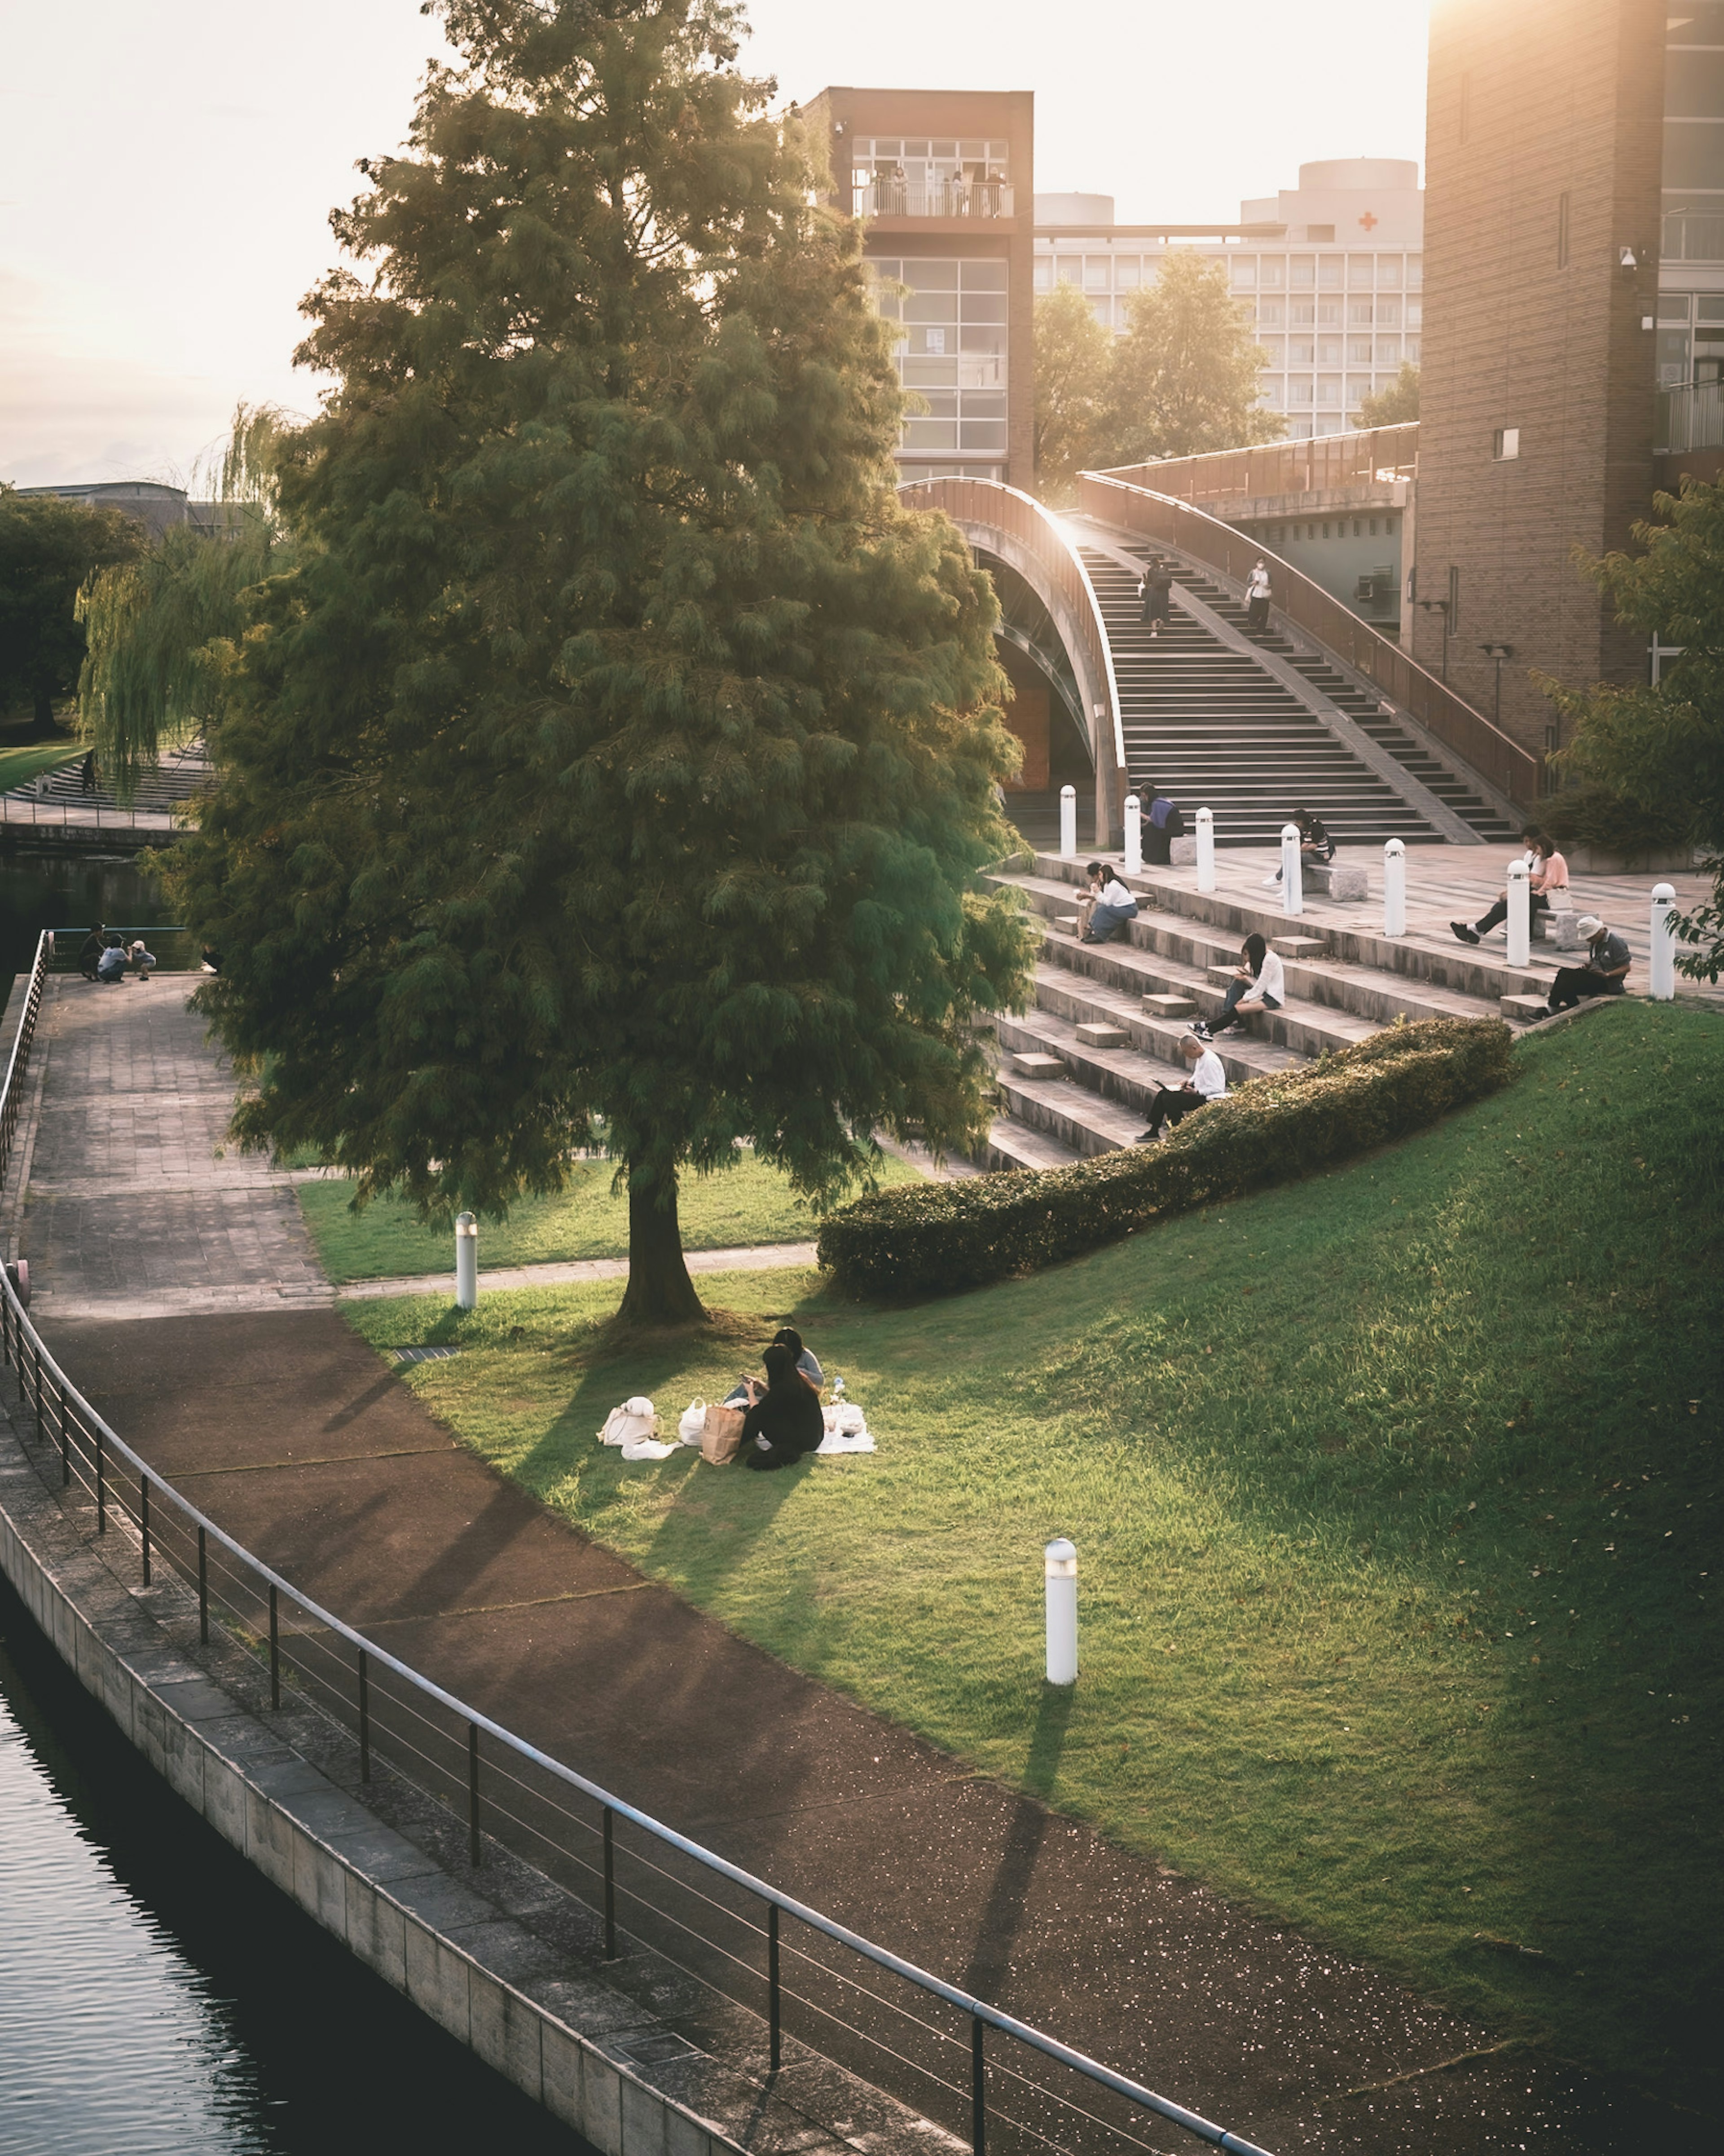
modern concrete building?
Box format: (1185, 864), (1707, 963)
(1033, 159), (1425, 439)
(803, 86), (1035, 487)
(1407, 0), (1705, 756)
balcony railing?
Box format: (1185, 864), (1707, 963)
(1132, 423), (1419, 508)
(1657, 379), (1724, 455)
(854, 179), (1015, 220)
(1662, 210), (1724, 263)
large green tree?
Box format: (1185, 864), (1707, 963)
(1033, 283), (1111, 503)
(1100, 251), (1284, 465)
(1352, 361), (1420, 429)
(169, 0), (1033, 1325)
(0, 489), (141, 729)
(1547, 476), (1724, 979)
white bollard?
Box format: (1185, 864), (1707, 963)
(1123, 794), (1142, 876)
(1383, 838), (1406, 938)
(455, 1210), (478, 1310)
(1196, 807), (1215, 893)
(1505, 858), (1530, 969)
(1059, 784), (1077, 860)
(1044, 1538), (1078, 1687)
(1280, 823), (1304, 917)
(1650, 882), (1677, 1001)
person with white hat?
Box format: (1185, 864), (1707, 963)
(1540, 916), (1630, 1016)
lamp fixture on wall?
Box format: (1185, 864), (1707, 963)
(1479, 643), (1515, 727)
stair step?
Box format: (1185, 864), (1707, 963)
(1272, 935), (1328, 959)
(1010, 1051), (1066, 1078)
(1074, 1022), (1129, 1048)
(1142, 992), (1198, 1018)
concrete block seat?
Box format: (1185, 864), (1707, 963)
(1304, 860), (1369, 902)
(1168, 835), (1197, 866)
(1534, 908), (1583, 951)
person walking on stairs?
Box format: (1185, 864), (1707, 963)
(1451, 830), (1568, 944)
(1245, 559), (1272, 632)
(1193, 932), (1284, 1040)
(1138, 558), (1173, 639)
(1136, 1034), (1227, 1142)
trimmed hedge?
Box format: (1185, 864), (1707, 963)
(818, 1016), (1514, 1298)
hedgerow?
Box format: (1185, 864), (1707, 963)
(818, 1016), (1514, 1297)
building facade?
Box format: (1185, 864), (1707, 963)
(1032, 159), (1425, 440)
(804, 87), (1035, 488)
(1411, 0), (1669, 756)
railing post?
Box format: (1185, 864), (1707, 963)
(768, 1902), (781, 2073)
(95, 1429), (106, 1533)
(268, 1583), (280, 1708)
(971, 2014), (986, 2156)
(468, 1720), (482, 1867)
(358, 1647), (371, 1782)
(140, 1475), (150, 1586)
(198, 1526), (208, 1643)
(603, 1805), (617, 1957)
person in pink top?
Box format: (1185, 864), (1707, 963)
(1452, 830), (1569, 944)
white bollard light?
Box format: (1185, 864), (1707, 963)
(1649, 882), (1677, 1001)
(1383, 838), (1407, 938)
(1505, 858), (1531, 969)
(1044, 1538), (1078, 1687)
(1196, 806), (1215, 893)
(1280, 823), (1304, 917)
(1124, 794), (1142, 876)
(1059, 784), (1077, 860)
(455, 1211), (478, 1310)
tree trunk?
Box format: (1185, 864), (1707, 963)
(616, 1167), (708, 1327)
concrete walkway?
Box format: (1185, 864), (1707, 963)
(14, 979), (1640, 2154)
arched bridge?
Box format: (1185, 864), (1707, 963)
(898, 472), (1540, 849)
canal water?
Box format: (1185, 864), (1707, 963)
(0, 848), (183, 984)
(0, 1565), (588, 2152)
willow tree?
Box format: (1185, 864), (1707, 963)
(75, 405), (293, 800)
(168, 0), (1033, 1325)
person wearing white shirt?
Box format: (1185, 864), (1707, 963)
(1137, 1034), (1227, 1141)
(1194, 933), (1284, 1040)
(1081, 861), (1140, 945)
(1245, 559), (1272, 631)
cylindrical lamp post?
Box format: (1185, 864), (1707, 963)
(1196, 807), (1215, 895)
(1059, 785), (1077, 860)
(1650, 883), (1676, 1001)
(1124, 794), (1142, 876)
(1280, 823), (1304, 917)
(1505, 858), (1531, 969)
(1044, 1538), (1078, 1687)
(455, 1211), (478, 1310)
(1383, 838), (1406, 938)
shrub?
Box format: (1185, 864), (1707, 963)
(1541, 781), (1689, 858)
(818, 1016), (1514, 1298)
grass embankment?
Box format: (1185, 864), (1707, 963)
(299, 1150), (925, 1283)
(0, 742), (78, 793)
(345, 1003), (1724, 2106)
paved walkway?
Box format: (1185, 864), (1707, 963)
(13, 980), (1640, 2153)
(339, 1240), (820, 1302)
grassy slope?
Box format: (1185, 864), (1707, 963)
(299, 1151), (924, 1282)
(344, 1003), (1724, 2104)
(0, 743), (79, 793)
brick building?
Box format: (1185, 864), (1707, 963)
(801, 87), (1035, 489)
(1410, 0), (1669, 758)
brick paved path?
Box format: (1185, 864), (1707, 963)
(14, 981), (1641, 2155)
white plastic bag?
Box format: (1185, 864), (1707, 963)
(620, 1433), (678, 1462)
(677, 1398), (708, 1446)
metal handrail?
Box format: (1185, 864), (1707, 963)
(0, 929), (1274, 2156)
(1078, 467), (1542, 808)
(1123, 424), (1420, 507)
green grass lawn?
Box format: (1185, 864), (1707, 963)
(0, 741), (79, 793)
(300, 1149), (926, 1282)
(344, 1001), (1724, 2106)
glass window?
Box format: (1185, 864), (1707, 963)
(1348, 255), (1376, 285)
(1085, 256), (1110, 289)
(1258, 300), (1284, 325)
(1349, 299), (1374, 325)
(959, 419), (1008, 450)
(1406, 255), (1423, 289)
(1317, 338), (1342, 364)
(1493, 427), (1520, 459)
(904, 260), (959, 289)
(1290, 301), (1315, 326)
(1288, 419), (1314, 440)
(960, 392), (1007, 416)
(1033, 256), (1053, 291)
(910, 326), (952, 357)
(1349, 337), (1373, 362)
(904, 140), (929, 159)
(1665, 122), (1724, 188)
(1377, 256), (1403, 287)
(905, 292), (958, 323)
(1289, 377), (1315, 404)
(1258, 336), (1286, 366)
(1658, 293), (1693, 320)
(1231, 257), (1258, 290)
(960, 140), (985, 160)
(1405, 336), (1421, 362)
(1377, 336), (1401, 363)
(1056, 255), (1082, 284)
(1290, 340), (1315, 365)
(1317, 300), (1341, 325)
(1700, 296), (1724, 320)
(1346, 375), (1372, 402)
(1259, 256), (1285, 289)
(1317, 375), (1341, 403)
(1406, 299), (1422, 328)
(902, 358), (958, 386)
(1091, 297), (1113, 326)
(962, 290), (1008, 322)
(1290, 255), (1315, 289)
(961, 258), (1008, 288)
(1376, 297), (1401, 327)
(903, 419), (958, 449)
(1116, 256), (1141, 288)
(959, 323), (1007, 352)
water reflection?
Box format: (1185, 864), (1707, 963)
(0, 1577), (588, 2154)
(0, 848), (179, 984)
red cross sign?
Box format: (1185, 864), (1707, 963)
(1358, 211), (1379, 231)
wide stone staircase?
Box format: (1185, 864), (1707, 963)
(977, 851), (1553, 1173)
(1073, 524), (1520, 849)
(4, 740), (213, 817)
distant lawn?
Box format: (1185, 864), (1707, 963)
(300, 1150), (926, 1283)
(344, 1003), (1724, 2106)
(0, 742), (79, 794)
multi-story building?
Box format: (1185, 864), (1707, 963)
(1032, 159), (1425, 439)
(802, 87), (1035, 487)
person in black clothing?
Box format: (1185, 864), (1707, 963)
(80, 752), (97, 795)
(1141, 785), (1185, 865)
(1539, 916), (1631, 1016)
(1264, 808), (1334, 887)
(740, 1343), (824, 1471)
(1138, 559), (1173, 639)
(78, 924), (106, 980)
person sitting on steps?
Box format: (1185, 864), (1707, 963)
(1081, 863), (1139, 944)
(1451, 829), (1569, 944)
(1532, 916), (1631, 1018)
(1135, 1033), (1227, 1142)
(1193, 932), (1284, 1040)
(1262, 808), (1334, 888)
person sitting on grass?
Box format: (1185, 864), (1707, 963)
(723, 1325), (822, 1410)
(1536, 915), (1631, 1017)
(1193, 932), (1283, 1041)
(1451, 830), (1569, 944)
(1135, 1033), (1227, 1142)
(1081, 863), (1139, 945)
(740, 1343), (825, 1472)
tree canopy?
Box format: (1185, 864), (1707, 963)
(0, 488), (141, 730)
(1352, 361), (1420, 429)
(1100, 251), (1284, 467)
(1546, 476), (1724, 979)
(167, 0), (1034, 1324)
(1032, 283), (1112, 505)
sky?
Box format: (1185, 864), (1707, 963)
(0, 0), (1430, 489)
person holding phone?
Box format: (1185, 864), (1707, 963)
(1194, 932), (1283, 1040)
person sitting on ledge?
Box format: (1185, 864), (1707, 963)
(1136, 1033), (1227, 1142)
(1082, 863), (1139, 945)
(1451, 829), (1568, 944)
(740, 1342), (825, 1471)
(1535, 915), (1631, 1018)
